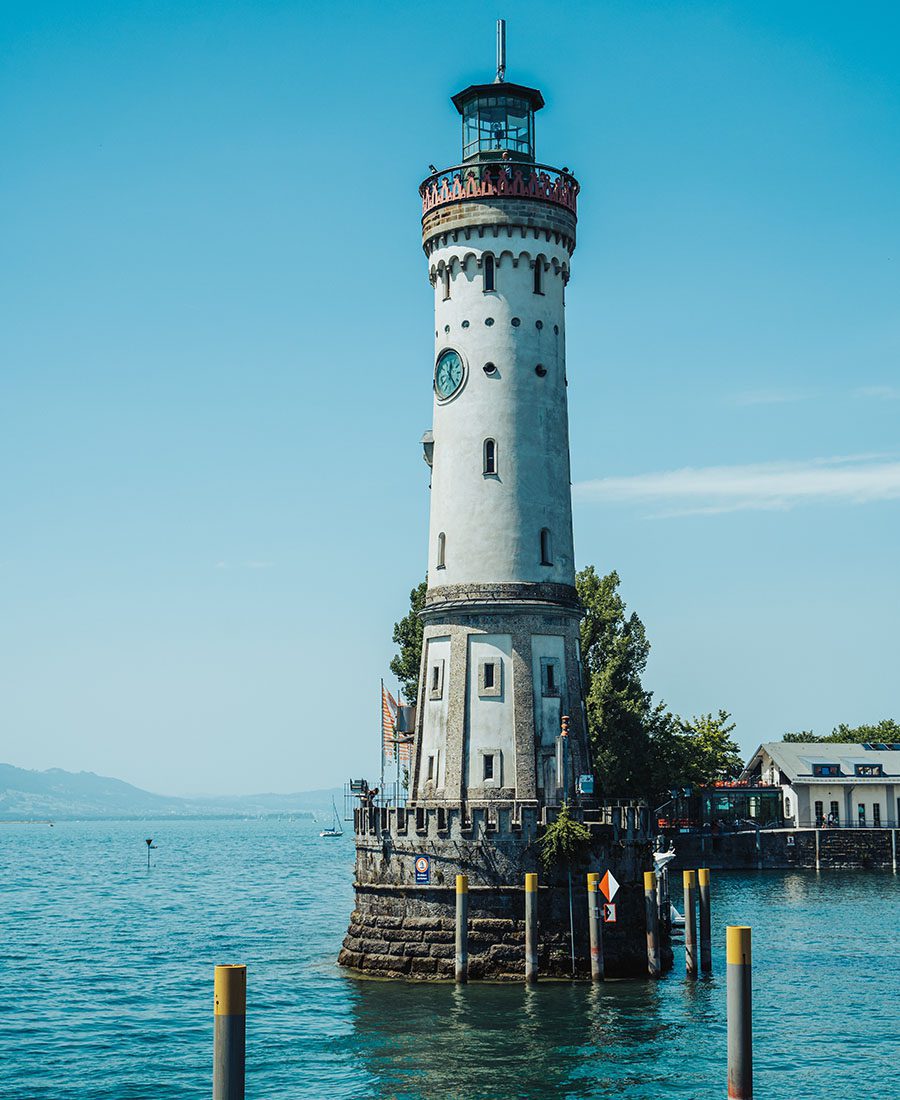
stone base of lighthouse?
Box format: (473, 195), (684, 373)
(338, 804), (671, 980)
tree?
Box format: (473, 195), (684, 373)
(784, 719), (900, 744)
(538, 801), (592, 870)
(390, 580), (427, 704)
(678, 711), (743, 785)
(577, 566), (677, 797)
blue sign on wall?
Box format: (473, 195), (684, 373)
(414, 855), (431, 884)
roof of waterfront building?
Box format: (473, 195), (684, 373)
(744, 742), (900, 781)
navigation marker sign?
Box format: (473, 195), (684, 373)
(603, 903), (617, 923)
(414, 855), (431, 885)
(599, 870), (620, 903)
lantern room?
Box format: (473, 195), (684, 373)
(452, 82), (544, 164)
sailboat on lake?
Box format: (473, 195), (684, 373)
(320, 797), (344, 838)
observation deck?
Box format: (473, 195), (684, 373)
(420, 160), (579, 218)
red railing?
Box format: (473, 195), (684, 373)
(420, 161), (579, 216)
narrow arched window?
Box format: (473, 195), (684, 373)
(540, 527), (552, 566)
(437, 532), (446, 569)
(533, 262), (543, 295)
(483, 438), (497, 475)
(483, 254), (495, 292)
(442, 267), (451, 300)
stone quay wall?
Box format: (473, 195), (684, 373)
(339, 803), (671, 980)
(667, 827), (899, 872)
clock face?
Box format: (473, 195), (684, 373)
(434, 349), (465, 400)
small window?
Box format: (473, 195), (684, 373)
(812, 763), (842, 777)
(478, 658), (502, 697)
(858, 803), (866, 824)
(540, 528), (552, 566)
(533, 263), (543, 294)
(483, 662), (495, 689)
(814, 800), (824, 826)
(541, 657), (560, 697)
(483, 438), (497, 475)
(483, 754), (494, 781)
(432, 667), (440, 691)
(437, 532), (446, 569)
(483, 254), (495, 292)
(535, 364), (547, 377)
(442, 267), (451, 300)
(427, 755), (435, 781)
(873, 803), (881, 826)
(483, 362), (497, 376)
(855, 764), (883, 777)
(428, 660), (444, 700)
(830, 801), (839, 823)
(547, 663), (555, 692)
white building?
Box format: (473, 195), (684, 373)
(742, 742), (900, 827)
(410, 49), (589, 810)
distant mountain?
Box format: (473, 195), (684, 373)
(0, 763), (340, 821)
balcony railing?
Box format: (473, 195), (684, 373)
(420, 161), (579, 216)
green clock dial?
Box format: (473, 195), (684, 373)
(435, 349), (464, 400)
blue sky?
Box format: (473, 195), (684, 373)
(2, 1), (898, 795)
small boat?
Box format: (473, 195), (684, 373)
(320, 798), (344, 838)
(670, 904), (685, 928)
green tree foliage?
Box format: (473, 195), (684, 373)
(390, 580), (427, 704)
(577, 567), (743, 798)
(784, 719), (900, 744)
(538, 802), (592, 870)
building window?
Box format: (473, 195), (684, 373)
(533, 262), (543, 294)
(442, 267), (451, 300)
(478, 658), (502, 697)
(483, 254), (495, 292)
(483, 438), (497, 475)
(854, 764), (883, 777)
(873, 803), (881, 826)
(483, 362), (497, 376)
(429, 660), (445, 700)
(541, 657), (560, 697)
(830, 801), (840, 824)
(812, 763), (842, 777)
(858, 803), (866, 826)
(535, 363), (547, 377)
(427, 755), (435, 781)
(437, 532), (446, 569)
(814, 800), (824, 827)
(483, 754), (494, 781)
(540, 528), (552, 566)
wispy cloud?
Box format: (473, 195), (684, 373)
(574, 454), (900, 516)
(727, 387), (810, 406)
(856, 385), (900, 401)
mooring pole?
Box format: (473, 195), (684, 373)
(525, 872), (538, 983)
(683, 870), (697, 977)
(644, 870), (660, 977)
(726, 926), (752, 1099)
(586, 872), (604, 981)
(213, 964), (246, 1100)
(455, 874), (469, 983)
(699, 867), (712, 974)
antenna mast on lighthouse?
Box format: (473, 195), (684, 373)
(495, 19), (506, 83)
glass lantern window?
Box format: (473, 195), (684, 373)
(462, 96), (534, 160)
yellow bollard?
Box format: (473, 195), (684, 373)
(683, 870), (697, 977)
(727, 927), (752, 1098)
(455, 874), (469, 983)
(644, 870), (660, 977)
(587, 872), (604, 981)
(524, 872), (538, 983)
(213, 964), (246, 1100)
(698, 868), (712, 973)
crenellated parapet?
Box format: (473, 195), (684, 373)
(420, 162), (578, 217)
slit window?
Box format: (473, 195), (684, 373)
(483, 254), (495, 292)
(437, 532), (446, 569)
(483, 754), (494, 781)
(540, 528), (552, 566)
(533, 262), (543, 294)
(547, 663), (555, 693)
(483, 662), (495, 689)
(442, 267), (451, 300)
(432, 667), (440, 692)
(873, 803), (881, 826)
(427, 755), (435, 781)
(483, 438), (497, 475)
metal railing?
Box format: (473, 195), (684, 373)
(420, 161), (579, 216)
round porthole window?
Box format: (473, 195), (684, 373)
(483, 362), (497, 375)
(535, 364), (547, 377)
(511, 317), (521, 327)
(461, 320), (470, 328)
(485, 317), (495, 327)
(535, 320), (543, 330)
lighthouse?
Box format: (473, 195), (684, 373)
(412, 29), (587, 811)
(340, 26), (657, 981)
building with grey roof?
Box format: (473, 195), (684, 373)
(742, 742), (900, 828)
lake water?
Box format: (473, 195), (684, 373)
(2, 818), (898, 1098)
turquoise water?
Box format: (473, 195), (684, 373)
(2, 819), (898, 1098)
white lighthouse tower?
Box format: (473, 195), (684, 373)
(411, 27), (588, 811)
